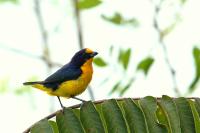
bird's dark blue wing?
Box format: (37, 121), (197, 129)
(42, 63), (82, 90)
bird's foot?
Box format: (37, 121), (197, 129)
(61, 106), (65, 113)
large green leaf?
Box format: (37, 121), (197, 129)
(30, 119), (53, 133)
(137, 57), (154, 75)
(156, 105), (168, 126)
(158, 95), (181, 133)
(101, 99), (128, 133)
(139, 96), (167, 133)
(195, 98), (200, 116)
(188, 100), (200, 132)
(93, 57), (107, 67)
(95, 104), (108, 133)
(48, 120), (59, 133)
(26, 96), (200, 133)
(78, 0), (102, 10)
(174, 97), (195, 133)
(80, 101), (105, 133)
(56, 108), (84, 133)
(188, 47), (200, 93)
(123, 98), (148, 133)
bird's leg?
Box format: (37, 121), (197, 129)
(71, 96), (87, 103)
(57, 96), (65, 111)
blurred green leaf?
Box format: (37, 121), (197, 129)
(161, 23), (177, 39)
(15, 76), (38, 95)
(93, 57), (107, 67)
(109, 45), (113, 56)
(118, 48), (131, 70)
(102, 13), (122, 25)
(123, 48), (131, 70)
(0, 78), (9, 93)
(102, 12), (139, 27)
(119, 78), (134, 96)
(0, 0), (18, 4)
(15, 86), (32, 95)
(188, 47), (200, 93)
(137, 57), (154, 75)
(78, 0), (102, 10)
(180, 0), (187, 5)
(49, 120), (59, 133)
(108, 81), (121, 95)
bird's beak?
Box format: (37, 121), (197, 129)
(90, 52), (98, 57)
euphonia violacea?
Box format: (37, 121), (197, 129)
(23, 48), (98, 109)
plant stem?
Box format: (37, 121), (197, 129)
(34, 0), (55, 112)
(152, 0), (181, 96)
(73, 0), (95, 100)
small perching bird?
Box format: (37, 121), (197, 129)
(23, 48), (98, 109)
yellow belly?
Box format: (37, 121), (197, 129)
(33, 58), (93, 98)
(50, 74), (92, 97)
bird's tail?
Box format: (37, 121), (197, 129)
(23, 81), (42, 85)
(23, 81), (51, 94)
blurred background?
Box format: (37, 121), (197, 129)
(0, 0), (200, 132)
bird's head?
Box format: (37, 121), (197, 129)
(70, 48), (98, 67)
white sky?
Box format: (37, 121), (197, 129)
(0, 0), (200, 132)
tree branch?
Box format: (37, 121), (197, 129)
(73, 0), (95, 100)
(34, 0), (52, 69)
(23, 97), (198, 133)
(34, 0), (56, 112)
(0, 44), (62, 67)
(152, 1), (181, 96)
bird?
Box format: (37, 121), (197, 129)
(23, 48), (98, 109)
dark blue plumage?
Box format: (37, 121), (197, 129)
(43, 63), (82, 90)
(23, 48), (98, 109)
(23, 48), (98, 91)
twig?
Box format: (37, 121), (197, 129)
(152, 1), (181, 96)
(34, 0), (51, 69)
(73, 0), (95, 100)
(34, 0), (56, 112)
(0, 44), (62, 67)
(0, 43), (40, 59)
(73, 0), (84, 48)
(23, 96), (198, 133)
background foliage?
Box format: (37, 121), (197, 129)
(0, 0), (200, 132)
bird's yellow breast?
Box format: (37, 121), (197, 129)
(50, 58), (93, 97)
